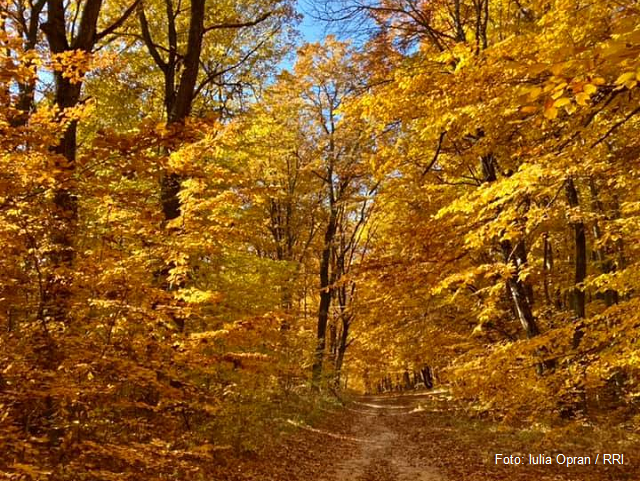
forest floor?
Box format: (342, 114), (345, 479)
(212, 390), (639, 481)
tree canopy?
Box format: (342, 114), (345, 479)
(1, 0), (640, 478)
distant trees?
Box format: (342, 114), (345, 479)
(235, 38), (377, 388)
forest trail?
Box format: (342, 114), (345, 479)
(325, 392), (447, 481)
(264, 389), (638, 481)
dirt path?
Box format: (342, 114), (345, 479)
(217, 390), (638, 481)
(327, 392), (446, 481)
(315, 390), (637, 481)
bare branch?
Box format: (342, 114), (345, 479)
(421, 131), (446, 178)
(137, 5), (167, 71)
(591, 104), (640, 148)
(204, 11), (273, 33)
(96, 0), (140, 41)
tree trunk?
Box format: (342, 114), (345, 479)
(137, 0), (208, 331)
(501, 240), (540, 338)
(481, 153), (543, 355)
(139, 0), (206, 221)
(421, 367), (433, 389)
(162, 0), (206, 220)
(168, 0), (205, 123)
(565, 178), (586, 348)
(482, 152), (540, 341)
(453, 0), (466, 42)
(40, 0), (103, 322)
(334, 314), (350, 382)
(328, 320), (337, 367)
(542, 233), (553, 305)
(403, 371), (412, 390)
(312, 204), (338, 386)
(11, 0), (45, 127)
(558, 178), (589, 416)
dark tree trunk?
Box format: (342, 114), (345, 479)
(474, 0), (489, 53)
(312, 277), (331, 386)
(421, 367), (433, 389)
(481, 153), (548, 371)
(137, 0), (208, 333)
(312, 204), (338, 386)
(38, 0), (138, 322)
(482, 152), (539, 341)
(453, 0), (466, 42)
(168, 0), (205, 123)
(542, 233), (553, 305)
(139, 0), (206, 222)
(565, 178), (587, 348)
(501, 240), (540, 339)
(163, 0), (205, 220)
(481, 153), (497, 182)
(334, 315), (350, 382)
(403, 371), (412, 390)
(40, 0), (103, 322)
(328, 320), (337, 366)
(557, 178), (590, 417)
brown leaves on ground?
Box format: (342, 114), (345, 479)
(217, 392), (639, 481)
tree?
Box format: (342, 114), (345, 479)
(286, 39), (375, 386)
(136, 0), (295, 220)
(37, 0), (140, 322)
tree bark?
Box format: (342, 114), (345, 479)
(168, 0), (205, 123)
(453, 0), (466, 42)
(334, 313), (350, 382)
(328, 319), (337, 367)
(40, 0), (103, 322)
(501, 239), (540, 338)
(38, 0), (138, 322)
(421, 367), (433, 389)
(481, 154), (541, 340)
(542, 233), (553, 305)
(565, 178), (587, 348)
(403, 371), (412, 390)
(312, 203), (338, 386)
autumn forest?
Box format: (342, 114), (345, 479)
(1, 0), (640, 479)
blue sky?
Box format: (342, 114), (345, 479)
(298, 5), (328, 43)
(278, 4), (329, 72)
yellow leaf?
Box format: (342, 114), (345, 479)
(529, 63), (547, 74)
(550, 64), (563, 76)
(576, 92), (590, 106)
(527, 86), (543, 100)
(521, 105), (538, 113)
(583, 84), (597, 95)
(544, 107), (558, 119)
(553, 97), (571, 108)
(553, 82), (568, 91)
(615, 72), (636, 85)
